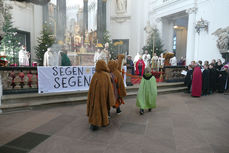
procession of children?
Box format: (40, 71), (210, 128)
(87, 55), (158, 131)
(87, 53), (229, 131)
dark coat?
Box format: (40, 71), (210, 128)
(127, 59), (134, 75)
(209, 68), (218, 91)
(202, 69), (210, 91)
(218, 71), (228, 93)
(184, 69), (193, 88)
(216, 64), (223, 71)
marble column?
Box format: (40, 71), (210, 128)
(97, 0), (107, 43)
(83, 0), (88, 44)
(186, 7), (197, 65)
(0, 0), (4, 37)
(42, 3), (49, 24)
(56, 0), (66, 42)
(83, 0), (88, 30)
(162, 19), (174, 52)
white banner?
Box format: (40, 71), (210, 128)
(38, 66), (95, 94)
(38, 66), (127, 94)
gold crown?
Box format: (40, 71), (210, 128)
(96, 43), (103, 48)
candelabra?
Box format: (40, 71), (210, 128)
(195, 18), (209, 34)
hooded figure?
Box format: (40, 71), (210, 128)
(136, 67), (157, 115)
(87, 60), (115, 130)
(108, 60), (127, 114)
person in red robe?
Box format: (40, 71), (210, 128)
(136, 56), (145, 76)
(192, 64), (202, 97)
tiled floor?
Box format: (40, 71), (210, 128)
(0, 92), (229, 153)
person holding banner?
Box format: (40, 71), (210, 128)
(87, 60), (115, 131)
(108, 60), (127, 115)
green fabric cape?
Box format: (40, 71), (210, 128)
(61, 53), (72, 66)
(136, 76), (157, 109)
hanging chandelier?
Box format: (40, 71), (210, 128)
(195, 18), (209, 34)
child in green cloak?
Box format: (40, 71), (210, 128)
(136, 67), (157, 115)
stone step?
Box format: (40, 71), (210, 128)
(2, 82), (185, 100)
(127, 87), (187, 96)
(0, 82), (187, 111)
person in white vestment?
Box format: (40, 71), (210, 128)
(142, 50), (151, 68)
(134, 52), (140, 71)
(94, 48), (102, 65)
(100, 43), (110, 64)
(43, 45), (61, 66)
(94, 43), (109, 64)
(43, 48), (54, 66)
(151, 53), (158, 71)
(158, 53), (165, 68)
(19, 46), (30, 66)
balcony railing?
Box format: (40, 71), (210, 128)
(0, 65), (186, 95)
(0, 67), (38, 95)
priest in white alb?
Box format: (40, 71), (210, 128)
(142, 50), (151, 68)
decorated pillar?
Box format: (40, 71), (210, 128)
(97, 0), (107, 43)
(83, 0), (88, 31)
(186, 7), (197, 65)
(83, 0), (88, 44)
(42, 3), (49, 24)
(56, 0), (66, 42)
(0, 0), (4, 38)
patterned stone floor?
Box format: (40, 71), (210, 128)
(0, 92), (229, 153)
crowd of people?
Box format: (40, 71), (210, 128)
(87, 59), (158, 131)
(184, 59), (229, 97)
(126, 50), (188, 77)
(88, 51), (228, 131)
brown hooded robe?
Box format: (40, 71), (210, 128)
(108, 60), (127, 108)
(87, 60), (115, 127)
